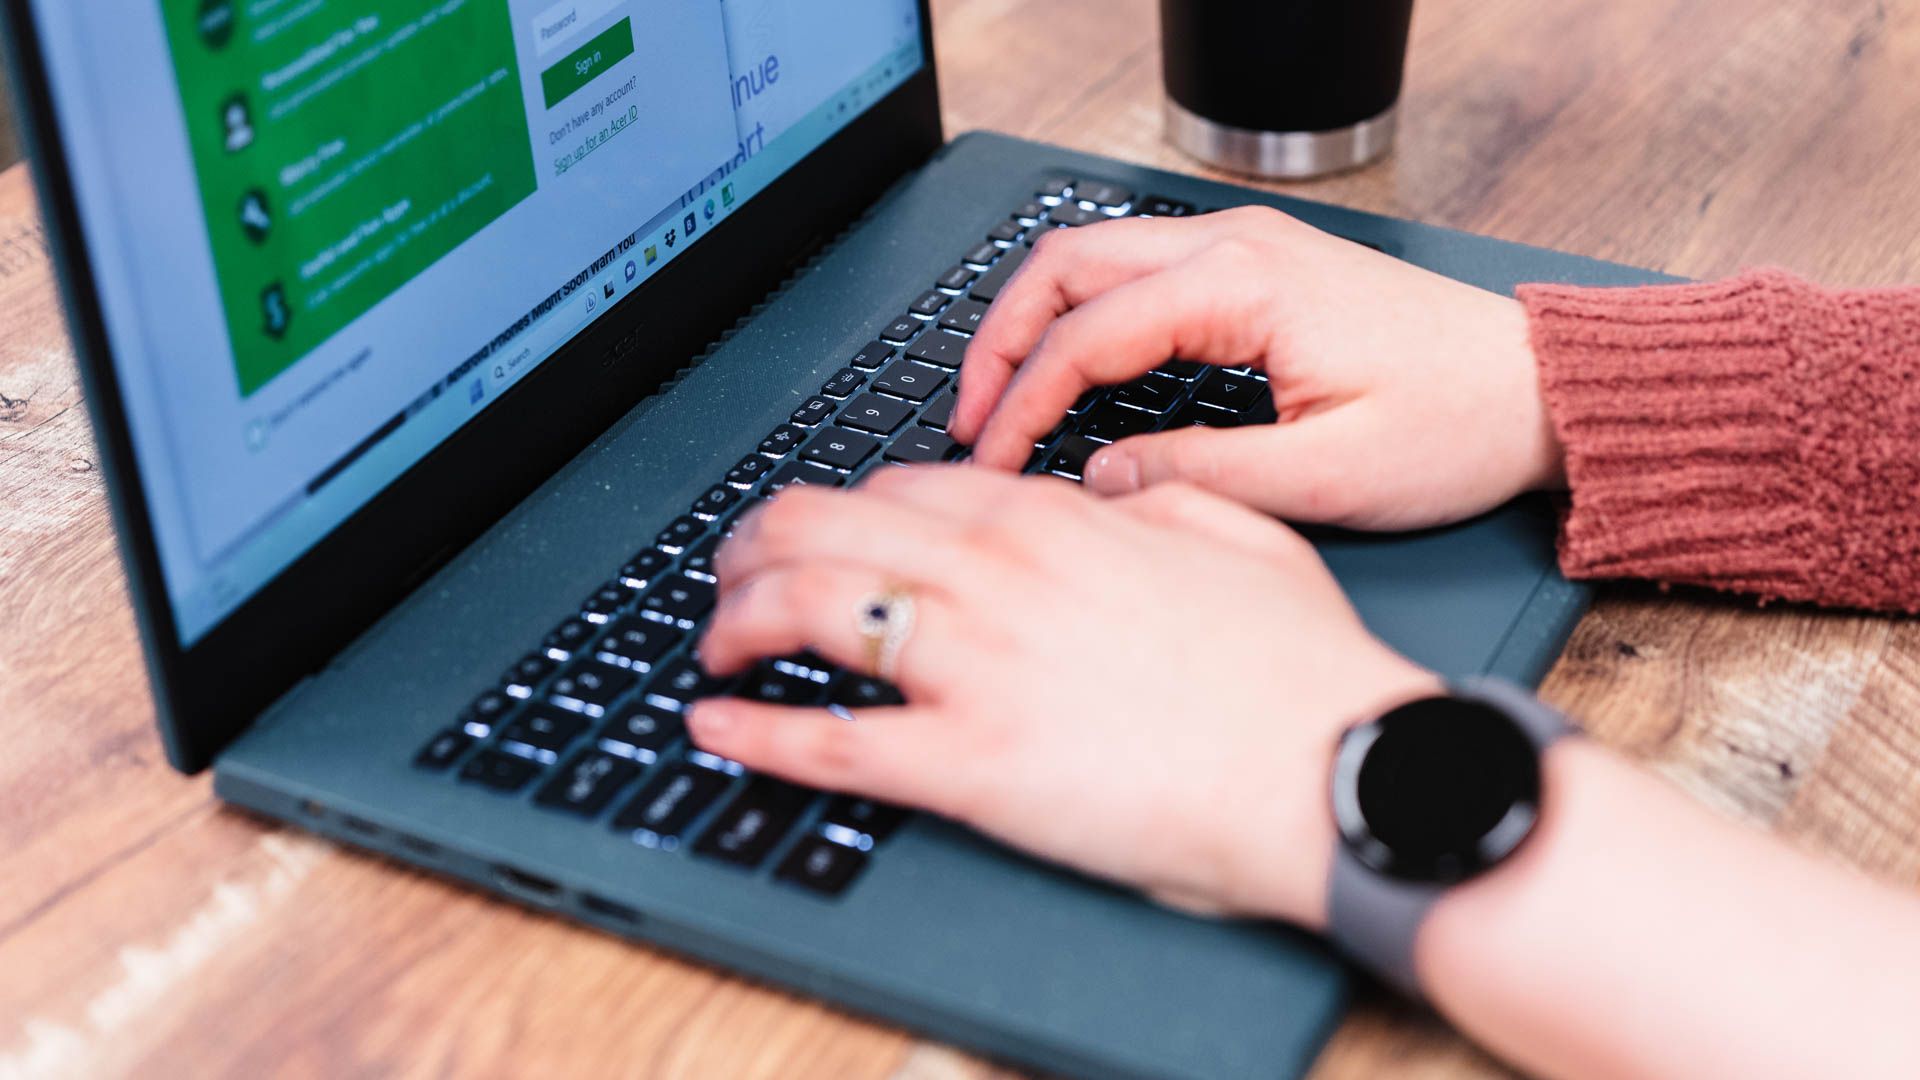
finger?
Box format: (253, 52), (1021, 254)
(970, 248), (1273, 469)
(699, 562), (954, 687)
(953, 215), (1240, 447)
(717, 483), (996, 600)
(1081, 412), (1374, 524)
(1107, 481), (1305, 560)
(686, 701), (967, 814)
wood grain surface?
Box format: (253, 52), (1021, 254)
(4, 0), (1919, 1076)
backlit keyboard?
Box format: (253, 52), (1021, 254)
(411, 176), (1276, 899)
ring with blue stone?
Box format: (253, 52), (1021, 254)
(856, 586), (918, 682)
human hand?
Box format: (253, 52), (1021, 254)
(687, 467), (1439, 927)
(952, 207), (1561, 531)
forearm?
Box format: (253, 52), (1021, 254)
(1521, 270), (1920, 614)
(1417, 739), (1920, 1079)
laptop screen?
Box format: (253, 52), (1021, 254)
(28, 0), (924, 646)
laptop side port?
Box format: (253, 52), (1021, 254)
(491, 865), (563, 904)
(578, 893), (643, 927)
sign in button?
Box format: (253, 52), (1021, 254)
(541, 17), (634, 109)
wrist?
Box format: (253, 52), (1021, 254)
(1506, 298), (1567, 492)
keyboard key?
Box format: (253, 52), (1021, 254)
(937, 299), (990, 336)
(1048, 201), (1105, 227)
(829, 675), (904, 709)
(917, 389), (957, 431)
(937, 264), (978, 290)
(879, 316), (921, 344)
(647, 658), (730, 711)
(758, 424), (806, 457)
(872, 359), (947, 402)
(1166, 400), (1241, 430)
(1046, 434), (1105, 480)
(820, 796), (909, 842)
(738, 663), (826, 706)
(415, 728), (474, 771)
(1076, 181), (1133, 209)
(1038, 175), (1074, 199)
(1012, 200), (1046, 222)
(849, 340), (894, 370)
(500, 703), (592, 754)
(773, 650), (837, 683)
(908, 289), (950, 317)
(1155, 359), (1206, 380)
(695, 777), (814, 868)
(885, 428), (959, 465)
(690, 484), (740, 520)
(1111, 376), (1182, 414)
(801, 428), (881, 471)
(535, 750), (642, 817)
(612, 762), (731, 841)
(598, 700), (685, 753)
(459, 749), (542, 792)
(502, 652), (557, 695)
(464, 688), (514, 729)
(789, 396), (836, 427)
(1077, 402), (1155, 442)
(969, 245), (1028, 303)
(820, 367), (866, 399)
(581, 581), (629, 621)
(837, 393), (912, 436)
(765, 462), (845, 492)
(680, 535), (720, 582)
(777, 836), (869, 896)
(655, 515), (705, 554)
(961, 241), (1000, 267)
(549, 660), (637, 714)
(905, 332), (966, 370)
(986, 220), (1022, 243)
(1066, 388), (1103, 415)
(641, 577), (716, 628)
(594, 617), (681, 670)
(1138, 195), (1195, 217)
(1194, 368), (1268, 413)
(619, 549), (672, 589)
(544, 616), (597, 659)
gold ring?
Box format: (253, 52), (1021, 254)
(856, 585), (918, 682)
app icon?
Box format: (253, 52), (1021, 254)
(260, 283), (290, 339)
(703, 198), (716, 221)
(221, 94), (255, 153)
(684, 211), (698, 237)
(585, 289), (598, 314)
(197, 0), (236, 48)
(721, 183), (736, 207)
(468, 378), (485, 404)
(603, 281), (616, 300)
(643, 245), (658, 265)
(237, 189), (271, 244)
(624, 260), (637, 281)
(664, 228), (676, 248)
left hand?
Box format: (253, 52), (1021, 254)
(689, 467), (1438, 927)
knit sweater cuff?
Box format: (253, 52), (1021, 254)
(1521, 269), (1920, 612)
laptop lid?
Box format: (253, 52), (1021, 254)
(0, 0), (941, 771)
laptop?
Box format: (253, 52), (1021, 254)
(0, 2), (1668, 1076)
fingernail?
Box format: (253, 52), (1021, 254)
(687, 704), (734, 737)
(1085, 448), (1139, 494)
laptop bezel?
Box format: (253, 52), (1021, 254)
(0, 1), (943, 772)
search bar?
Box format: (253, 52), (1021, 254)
(532, 0), (624, 57)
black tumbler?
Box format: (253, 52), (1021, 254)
(1160, 0), (1415, 177)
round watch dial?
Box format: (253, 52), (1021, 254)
(1333, 696), (1542, 884)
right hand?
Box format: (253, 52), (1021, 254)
(952, 206), (1564, 531)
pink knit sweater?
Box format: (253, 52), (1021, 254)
(1519, 270), (1920, 614)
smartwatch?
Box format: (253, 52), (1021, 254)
(1326, 677), (1571, 995)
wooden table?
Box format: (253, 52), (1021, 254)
(4, 0), (1918, 1075)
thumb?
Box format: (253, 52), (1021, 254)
(1081, 417), (1366, 523)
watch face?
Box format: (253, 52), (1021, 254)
(1334, 696), (1542, 884)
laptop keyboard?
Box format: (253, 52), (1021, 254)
(410, 175), (1276, 900)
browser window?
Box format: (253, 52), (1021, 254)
(28, 0), (923, 643)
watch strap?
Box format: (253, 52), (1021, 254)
(1326, 678), (1571, 996)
